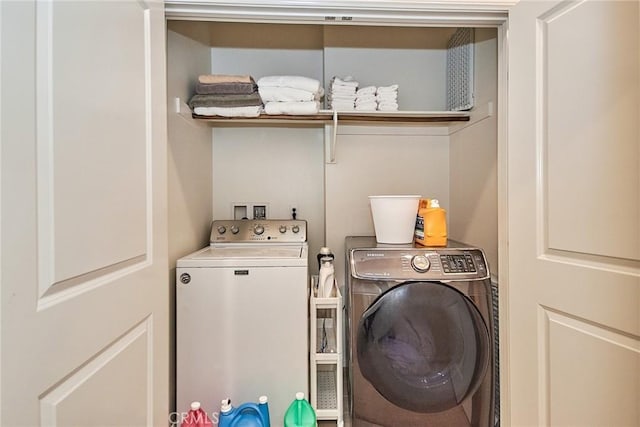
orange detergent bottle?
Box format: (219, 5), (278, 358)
(414, 198), (447, 247)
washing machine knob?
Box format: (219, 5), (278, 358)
(254, 225), (265, 235)
(230, 225), (239, 234)
(291, 225), (300, 234)
(411, 255), (431, 273)
(217, 225), (227, 234)
(279, 225), (287, 233)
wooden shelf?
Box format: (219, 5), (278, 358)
(192, 110), (470, 125)
(181, 101), (492, 164)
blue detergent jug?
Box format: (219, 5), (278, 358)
(218, 396), (271, 427)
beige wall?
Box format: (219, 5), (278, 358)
(211, 127), (326, 270)
(325, 125), (451, 287)
(167, 30), (214, 411)
(167, 30), (214, 265)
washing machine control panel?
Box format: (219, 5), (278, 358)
(350, 247), (489, 281)
(210, 219), (307, 243)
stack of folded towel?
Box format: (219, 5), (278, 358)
(328, 76), (400, 111)
(328, 76), (358, 111)
(188, 74), (263, 118)
(355, 85), (377, 111)
(257, 75), (323, 115)
(376, 84), (399, 111)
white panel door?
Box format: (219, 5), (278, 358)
(508, 1), (639, 426)
(1, 1), (168, 426)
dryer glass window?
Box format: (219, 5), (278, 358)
(357, 281), (490, 413)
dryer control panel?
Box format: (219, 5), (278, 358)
(349, 247), (489, 281)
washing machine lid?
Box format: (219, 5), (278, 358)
(176, 244), (308, 268)
(357, 281), (490, 413)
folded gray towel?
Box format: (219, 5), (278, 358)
(195, 81), (258, 95)
(188, 92), (263, 109)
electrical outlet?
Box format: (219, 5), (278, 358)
(288, 204), (298, 220)
(253, 204), (267, 220)
(232, 202), (269, 219)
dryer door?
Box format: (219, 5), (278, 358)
(357, 281), (490, 413)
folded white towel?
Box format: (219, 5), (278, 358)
(330, 94), (357, 102)
(356, 86), (377, 96)
(330, 98), (355, 105)
(355, 94), (376, 104)
(259, 86), (320, 102)
(331, 86), (356, 96)
(376, 93), (398, 102)
(376, 84), (399, 93)
(330, 106), (355, 111)
(263, 101), (320, 115)
(355, 102), (377, 111)
(257, 75), (321, 94)
(332, 76), (359, 88)
(330, 101), (355, 110)
(332, 82), (356, 89)
(193, 105), (262, 118)
(378, 101), (399, 111)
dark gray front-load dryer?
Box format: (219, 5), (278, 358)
(345, 236), (497, 427)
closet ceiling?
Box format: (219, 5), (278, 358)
(167, 21), (457, 50)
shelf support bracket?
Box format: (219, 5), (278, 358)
(173, 96), (208, 128)
(324, 110), (338, 164)
(175, 97), (193, 120)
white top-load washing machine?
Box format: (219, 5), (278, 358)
(176, 219), (308, 425)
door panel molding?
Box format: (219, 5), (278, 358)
(539, 249), (640, 277)
(39, 317), (154, 426)
(37, 255), (148, 311)
(538, 306), (640, 426)
(535, 0), (640, 264)
(35, 1), (155, 309)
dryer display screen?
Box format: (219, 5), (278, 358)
(440, 254), (476, 273)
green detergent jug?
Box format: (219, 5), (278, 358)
(283, 392), (316, 427)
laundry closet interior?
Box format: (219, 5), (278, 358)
(166, 14), (501, 286)
(164, 7), (504, 425)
